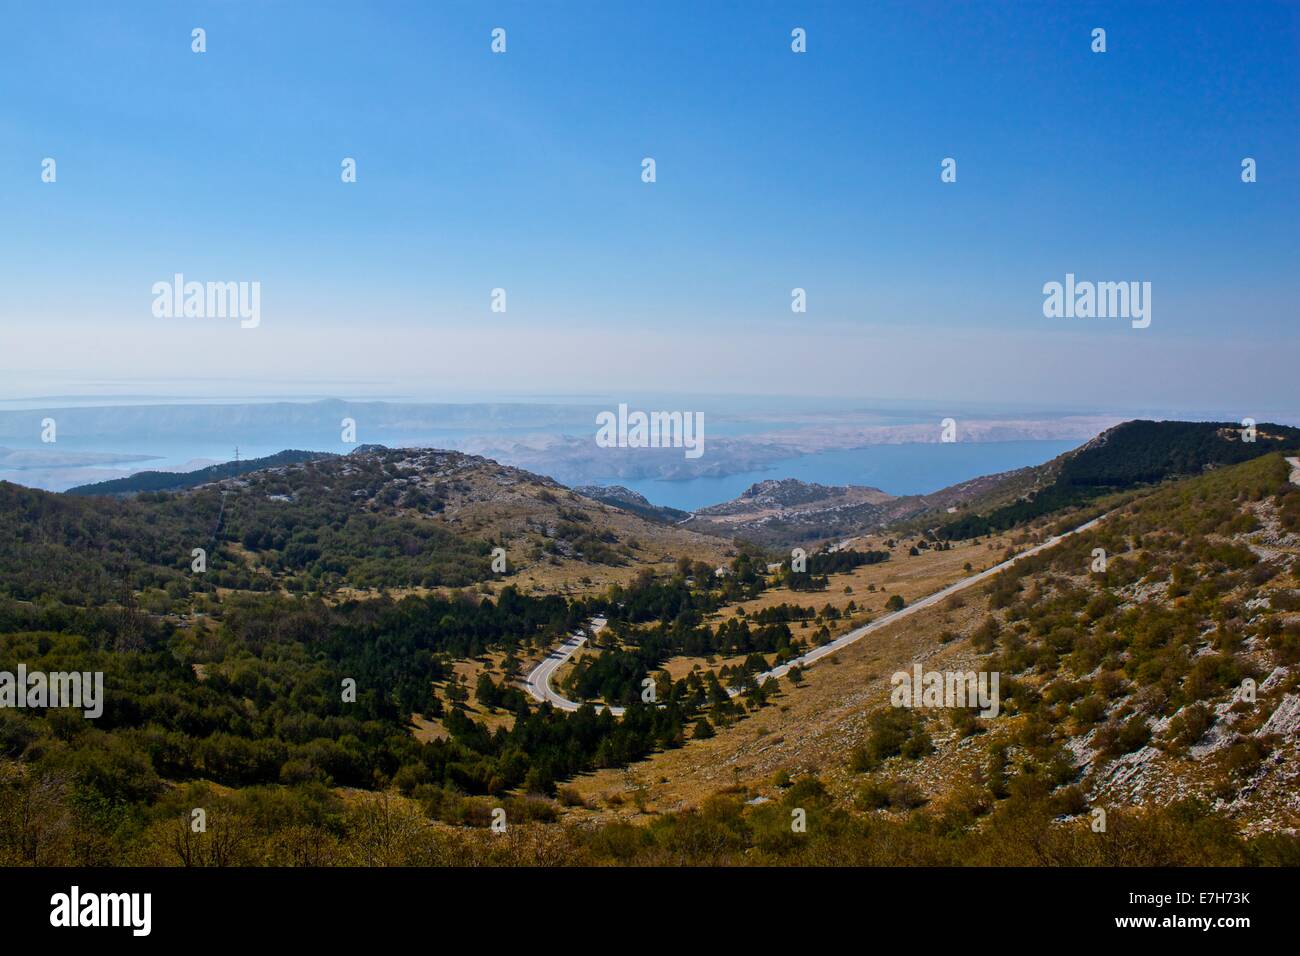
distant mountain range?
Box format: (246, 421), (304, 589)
(0, 398), (1129, 491)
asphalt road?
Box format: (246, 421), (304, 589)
(521, 616), (623, 715)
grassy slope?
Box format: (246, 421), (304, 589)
(564, 453), (1300, 840)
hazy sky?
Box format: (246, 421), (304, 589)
(0, 1), (1296, 411)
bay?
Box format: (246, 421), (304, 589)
(594, 440), (1081, 511)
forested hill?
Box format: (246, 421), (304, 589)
(0, 455), (491, 606)
(1060, 420), (1300, 485)
(66, 449), (331, 496)
(1, 445), (724, 606)
(940, 420), (1300, 539)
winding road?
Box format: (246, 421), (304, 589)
(522, 617), (624, 715)
(522, 513), (1109, 715)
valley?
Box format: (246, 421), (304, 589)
(1, 420), (1298, 866)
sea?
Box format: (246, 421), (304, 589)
(592, 439), (1080, 511)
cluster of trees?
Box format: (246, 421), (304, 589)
(808, 548), (891, 574)
(0, 481), (217, 605)
(849, 709), (933, 771)
(1059, 420), (1300, 487)
(716, 550), (770, 602)
(0, 579), (730, 847)
(546, 508), (627, 565)
(747, 603), (819, 624)
(214, 457), (493, 588)
(598, 574), (718, 626)
(939, 483), (1094, 541)
(780, 548), (890, 592)
(428, 699), (693, 796)
(562, 616), (803, 705)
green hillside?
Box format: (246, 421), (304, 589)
(940, 420), (1300, 540)
(65, 449), (331, 496)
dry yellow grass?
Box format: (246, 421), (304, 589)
(660, 653), (751, 681)
(716, 532), (1015, 623)
(555, 541), (1016, 818)
(409, 713), (446, 743)
(559, 600), (982, 819)
(409, 651), (521, 741)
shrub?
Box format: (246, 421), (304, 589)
(850, 709), (932, 771)
(1166, 703), (1214, 749)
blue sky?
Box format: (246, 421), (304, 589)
(0, 0), (1296, 410)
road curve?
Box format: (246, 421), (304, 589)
(522, 617), (623, 715)
(522, 513), (1109, 714)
